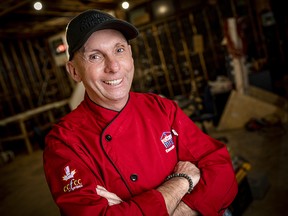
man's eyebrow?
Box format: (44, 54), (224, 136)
(115, 41), (128, 45)
(80, 40), (128, 53)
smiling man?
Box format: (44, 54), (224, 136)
(66, 29), (134, 111)
(43, 9), (237, 216)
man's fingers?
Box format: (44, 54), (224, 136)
(96, 185), (123, 206)
(96, 187), (117, 199)
(96, 185), (108, 191)
(107, 198), (122, 206)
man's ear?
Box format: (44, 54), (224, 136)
(66, 61), (82, 82)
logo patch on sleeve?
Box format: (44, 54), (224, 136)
(62, 166), (83, 193)
(160, 131), (175, 153)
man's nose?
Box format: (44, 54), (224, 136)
(104, 56), (120, 73)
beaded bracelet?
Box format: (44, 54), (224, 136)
(165, 173), (194, 194)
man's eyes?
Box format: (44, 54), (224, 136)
(85, 45), (127, 61)
(89, 54), (102, 61)
(117, 47), (125, 53)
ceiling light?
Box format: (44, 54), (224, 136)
(34, 2), (43, 10)
(122, 1), (129, 10)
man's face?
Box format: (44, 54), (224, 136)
(68, 29), (134, 111)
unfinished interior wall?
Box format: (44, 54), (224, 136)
(0, 38), (74, 118)
(0, 38), (74, 153)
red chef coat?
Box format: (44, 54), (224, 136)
(43, 92), (237, 216)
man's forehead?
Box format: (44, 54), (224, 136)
(83, 30), (125, 44)
(82, 37), (128, 53)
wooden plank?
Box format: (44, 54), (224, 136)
(152, 25), (174, 97)
(18, 40), (34, 108)
(176, 17), (198, 97)
(0, 134), (26, 142)
(0, 44), (15, 116)
(189, 13), (209, 82)
(218, 90), (287, 130)
(53, 66), (71, 98)
(45, 39), (62, 97)
(0, 48), (9, 95)
(0, 42), (21, 114)
(247, 86), (288, 108)
(163, 22), (186, 95)
(27, 40), (43, 85)
(0, 99), (69, 154)
(140, 30), (161, 94)
(19, 120), (33, 154)
(202, 8), (221, 77)
(9, 42), (32, 110)
(0, 99), (69, 126)
(0, 0), (32, 16)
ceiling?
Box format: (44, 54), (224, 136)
(0, 0), (149, 39)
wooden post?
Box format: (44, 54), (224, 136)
(140, 31), (162, 94)
(202, 9), (220, 70)
(19, 120), (33, 154)
(27, 41), (43, 84)
(164, 22), (186, 95)
(1, 42), (22, 114)
(18, 40), (34, 108)
(152, 25), (174, 97)
(176, 18), (198, 97)
(10, 42), (31, 109)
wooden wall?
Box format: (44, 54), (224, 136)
(0, 38), (73, 119)
(130, 0), (265, 99)
(0, 38), (74, 153)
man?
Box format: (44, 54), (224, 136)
(43, 9), (238, 216)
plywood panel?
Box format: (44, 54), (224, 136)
(218, 89), (287, 130)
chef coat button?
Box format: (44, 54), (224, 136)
(130, 174), (138, 182)
(105, 135), (112, 141)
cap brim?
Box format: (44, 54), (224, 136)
(71, 20), (139, 56)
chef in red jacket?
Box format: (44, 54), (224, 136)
(43, 9), (238, 216)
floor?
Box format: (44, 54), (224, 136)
(0, 124), (287, 216)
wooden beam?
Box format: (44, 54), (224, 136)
(0, 0), (33, 16)
(0, 99), (69, 126)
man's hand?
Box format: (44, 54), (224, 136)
(96, 185), (123, 206)
(95, 161), (200, 215)
(173, 161), (200, 188)
(173, 201), (199, 216)
(157, 161), (200, 215)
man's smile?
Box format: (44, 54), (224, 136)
(103, 78), (123, 86)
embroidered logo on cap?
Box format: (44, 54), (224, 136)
(62, 166), (83, 193)
(80, 14), (111, 32)
(160, 131), (175, 153)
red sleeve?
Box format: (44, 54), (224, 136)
(43, 135), (168, 216)
(172, 106), (238, 216)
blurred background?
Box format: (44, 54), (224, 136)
(0, 0), (287, 215)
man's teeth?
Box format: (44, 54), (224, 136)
(104, 79), (122, 85)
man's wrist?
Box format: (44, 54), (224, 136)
(165, 173), (194, 193)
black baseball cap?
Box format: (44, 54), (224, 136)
(66, 9), (139, 60)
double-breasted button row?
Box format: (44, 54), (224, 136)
(104, 135), (137, 182)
